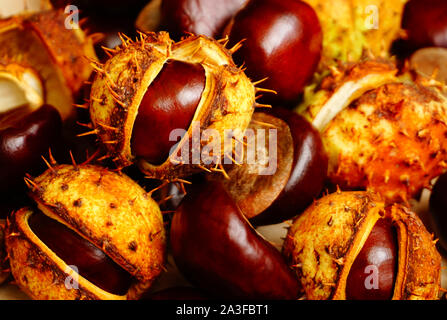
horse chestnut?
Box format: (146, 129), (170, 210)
(283, 191), (441, 300)
(159, 0), (249, 40)
(215, 108), (328, 225)
(89, 32), (256, 179)
(170, 181), (300, 299)
(402, 0), (447, 49)
(6, 164), (166, 300)
(299, 59), (447, 204)
(28, 210), (133, 295)
(0, 104), (62, 191)
(345, 219), (398, 300)
(131, 60), (205, 165)
(0, 9), (97, 120)
(226, 0), (322, 105)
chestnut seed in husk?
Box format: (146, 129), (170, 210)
(170, 181), (300, 299)
(429, 172), (447, 253)
(131, 60), (206, 165)
(227, 0), (322, 106)
(346, 219), (398, 300)
(402, 0), (447, 49)
(28, 210), (133, 296)
(159, 0), (249, 40)
(0, 104), (62, 190)
(217, 108), (327, 225)
(251, 108), (328, 225)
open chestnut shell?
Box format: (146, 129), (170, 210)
(170, 181), (300, 299)
(213, 108), (328, 225)
(0, 9), (97, 120)
(299, 59), (447, 203)
(283, 191), (442, 300)
(89, 32), (256, 180)
(5, 164), (166, 300)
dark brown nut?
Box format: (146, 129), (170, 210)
(283, 191), (442, 300)
(171, 181), (301, 299)
(6, 164), (166, 300)
(0, 104), (62, 191)
(226, 0), (322, 106)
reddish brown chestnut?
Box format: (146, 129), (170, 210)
(28, 210), (133, 296)
(0, 104), (62, 190)
(226, 0), (322, 106)
(159, 0), (249, 40)
(402, 0), (447, 49)
(170, 181), (300, 299)
(345, 219), (398, 300)
(131, 60), (206, 165)
(216, 108), (328, 225)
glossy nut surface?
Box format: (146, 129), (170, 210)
(170, 181), (300, 299)
(29, 210), (133, 296)
(159, 0), (248, 40)
(131, 60), (206, 165)
(0, 104), (62, 190)
(228, 0), (322, 105)
(346, 219), (398, 300)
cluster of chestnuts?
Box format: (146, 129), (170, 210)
(0, 0), (445, 301)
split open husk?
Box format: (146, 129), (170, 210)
(89, 31), (256, 180)
(6, 164), (166, 300)
(283, 191), (442, 300)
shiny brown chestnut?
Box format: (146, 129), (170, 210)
(28, 210), (132, 296)
(345, 219), (398, 300)
(216, 108), (328, 225)
(159, 0), (249, 40)
(131, 60), (206, 165)
(170, 181), (300, 299)
(402, 0), (447, 49)
(0, 104), (62, 191)
(226, 0), (322, 106)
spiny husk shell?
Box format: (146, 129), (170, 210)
(89, 32), (256, 179)
(0, 219), (8, 285)
(282, 191), (442, 300)
(0, 9), (97, 119)
(300, 60), (447, 203)
(302, 0), (407, 68)
(6, 164), (166, 300)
